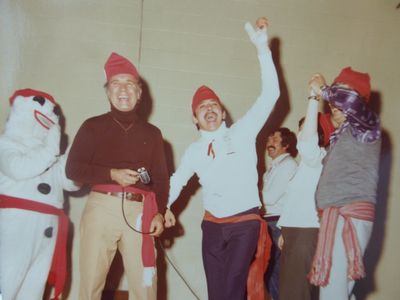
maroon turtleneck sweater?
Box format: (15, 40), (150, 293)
(66, 106), (169, 211)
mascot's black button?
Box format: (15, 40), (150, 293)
(38, 183), (51, 194)
(44, 227), (53, 238)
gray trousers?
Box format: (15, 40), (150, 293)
(280, 226), (319, 300)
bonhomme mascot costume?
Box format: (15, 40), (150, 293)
(0, 89), (79, 300)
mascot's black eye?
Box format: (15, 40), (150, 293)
(33, 96), (45, 106)
(53, 106), (61, 116)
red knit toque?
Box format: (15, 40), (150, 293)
(104, 52), (139, 81)
(192, 85), (222, 114)
(333, 67), (371, 101)
(9, 88), (56, 106)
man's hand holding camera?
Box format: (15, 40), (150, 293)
(110, 168), (140, 187)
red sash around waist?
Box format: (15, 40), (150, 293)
(308, 201), (375, 286)
(203, 211), (271, 300)
(0, 194), (68, 300)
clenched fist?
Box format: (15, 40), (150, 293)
(244, 17), (269, 54)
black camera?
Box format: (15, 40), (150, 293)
(137, 167), (151, 184)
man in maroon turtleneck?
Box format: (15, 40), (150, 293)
(66, 52), (169, 300)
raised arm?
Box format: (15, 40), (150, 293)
(302, 75), (322, 142)
(294, 74), (326, 166)
(234, 18), (280, 137)
(309, 73), (380, 143)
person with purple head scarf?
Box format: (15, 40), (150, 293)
(307, 68), (381, 300)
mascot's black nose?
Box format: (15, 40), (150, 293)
(33, 96), (45, 106)
(37, 183), (51, 194)
(44, 227), (53, 238)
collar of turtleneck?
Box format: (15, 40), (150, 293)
(199, 122), (227, 142)
(109, 105), (139, 125)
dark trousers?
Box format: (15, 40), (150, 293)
(201, 211), (260, 300)
(280, 227), (319, 300)
(265, 220), (281, 300)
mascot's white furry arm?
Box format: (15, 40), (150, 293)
(0, 89), (79, 300)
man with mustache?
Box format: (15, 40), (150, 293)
(164, 18), (278, 300)
(262, 127), (298, 300)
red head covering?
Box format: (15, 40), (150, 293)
(333, 67), (371, 101)
(192, 85), (222, 114)
(9, 88), (56, 106)
(104, 52), (140, 82)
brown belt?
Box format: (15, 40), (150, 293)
(94, 190), (144, 202)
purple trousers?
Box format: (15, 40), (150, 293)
(201, 208), (260, 300)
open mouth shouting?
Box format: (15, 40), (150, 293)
(205, 112), (218, 123)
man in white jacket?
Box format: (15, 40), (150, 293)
(164, 18), (279, 300)
(0, 89), (79, 300)
(262, 126), (297, 300)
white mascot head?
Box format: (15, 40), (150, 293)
(5, 88), (60, 141)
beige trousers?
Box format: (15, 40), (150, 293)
(79, 192), (157, 300)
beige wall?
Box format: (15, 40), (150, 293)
(1, 0), (399, 299)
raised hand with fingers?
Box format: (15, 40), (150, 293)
(308, 73), (327, 97)
(244, 17), (269, 54)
